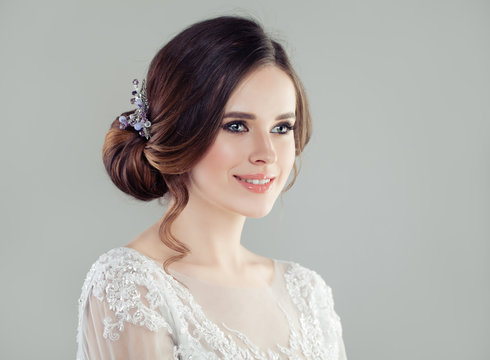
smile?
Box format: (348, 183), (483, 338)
(236, 177), (271, 185)
(233, 175), (275, 193)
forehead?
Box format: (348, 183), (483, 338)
(224, 65), (296, 115)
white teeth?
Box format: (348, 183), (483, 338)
(238, 177), (271, 185)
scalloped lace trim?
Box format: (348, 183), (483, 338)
(77, 247), (341, 359)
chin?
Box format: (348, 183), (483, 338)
(239, 203), (275, 218)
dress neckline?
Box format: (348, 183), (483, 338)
(121, 246), (279, 290)
(102, 247), (308, 358)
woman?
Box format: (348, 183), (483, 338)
(76, 15), (347, 359)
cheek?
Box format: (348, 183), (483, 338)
(193, 137), (242, 179)
(278, 138), (296, 170)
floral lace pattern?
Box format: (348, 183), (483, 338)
(77, 247), (345, 359)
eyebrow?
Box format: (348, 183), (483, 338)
(222, 111), (296, 121)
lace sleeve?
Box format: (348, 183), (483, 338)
(77, 292), (175, 360)
(311, 272), (348, 360)
(76, 253), (176, 360)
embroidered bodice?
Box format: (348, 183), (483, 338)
(76, 247), (347, 359)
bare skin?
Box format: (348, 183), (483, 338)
(125, 212), (275, 288)
(126, 65), (296, 289)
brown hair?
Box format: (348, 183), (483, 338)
(102, 15), (312, 273)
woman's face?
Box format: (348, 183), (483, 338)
(188, 65), (297, 218)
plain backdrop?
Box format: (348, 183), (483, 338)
(0, 0), (489, 359)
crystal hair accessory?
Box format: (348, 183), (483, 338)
(118, 79), (151, 140)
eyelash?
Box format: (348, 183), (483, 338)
(221, 121), (296, 134)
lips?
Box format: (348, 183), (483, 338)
(233, 174), (276, 193)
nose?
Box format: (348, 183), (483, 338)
(249, 131), (277, 164)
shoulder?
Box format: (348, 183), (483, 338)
(274, 258), (335, 305)
(79, 247), (163, 305)
(77, 247), (174, 339)
(275, 259), (332, 290)
(278, 261), (345, 356)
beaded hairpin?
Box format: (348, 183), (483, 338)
(118, 79), (152, 140)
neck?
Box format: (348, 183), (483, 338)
(160, 194), (248, 273)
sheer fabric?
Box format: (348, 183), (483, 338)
(76, 247), (347, 359)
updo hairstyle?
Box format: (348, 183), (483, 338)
(102, 15), (312, 271)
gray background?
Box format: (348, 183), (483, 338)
(1, 0), (489, 359)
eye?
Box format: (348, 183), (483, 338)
(222, 121), (248, 133)
(271, 122), (296, 134)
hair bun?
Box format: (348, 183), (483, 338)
(102, 115), (167, 201)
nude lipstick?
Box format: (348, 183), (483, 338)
(233, 174), (275, 193)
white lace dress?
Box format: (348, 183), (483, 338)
(76, 247), (347, 359)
